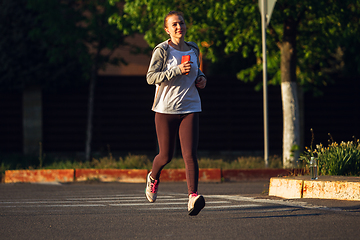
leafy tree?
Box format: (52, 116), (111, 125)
(0, 0), (89, 90)
(1, 0), (128, 161)
(76, 0), (128, 162)
(28, 0), (128, 161)
(109, 0), (360, 167)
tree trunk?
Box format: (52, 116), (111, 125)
(298, 85), (305, 152)
(23, 86), (42, 155)
(281, 17), (300, 168)
(85, 64), (98, 162)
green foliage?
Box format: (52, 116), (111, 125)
(0, 0), (91, 90)
(44, 160), (87, 170)
(42, 153), (152, 169)
(1, 153), (282, 171)
(0, 162), (11, 179)
(0, 153), (39, 179)
(79, 0), (127, 71)
(300, 136), (360, 176)
(198, 155), (282, 169)
(0, 0), (128, 90)
(109, 0), (360, 92)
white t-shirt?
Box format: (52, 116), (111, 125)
(151, 46), (202, 114)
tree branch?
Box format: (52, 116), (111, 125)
(296, 6), (307, 26)
(268, 23), (282, 50)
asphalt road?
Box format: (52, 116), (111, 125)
(1, 181), (359, 240)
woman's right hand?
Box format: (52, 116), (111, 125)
(179, 61), (193, 75)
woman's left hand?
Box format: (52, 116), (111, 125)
(195, 76), (207, 89)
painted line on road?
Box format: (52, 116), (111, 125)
(207, 195), (342, 211)
(0, 201), (87, 204)
(141, 204), (262, 211)
(1, 204), (107, 208)
(66, 195), (175, 201)
(2, 194), (336, 212)
(109, 201), (229, 207)
(85, 197), (190, 203)
(0, 196), (185, 205)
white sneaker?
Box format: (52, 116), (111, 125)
(145, 172), (159, 203)
(188, 192), (205, 216)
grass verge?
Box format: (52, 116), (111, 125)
(1, 152), (283, 179)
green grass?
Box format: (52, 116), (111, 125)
(165, 155), (282, 169)
(42, 154), (282, 170)
(1, 152), (283, 177)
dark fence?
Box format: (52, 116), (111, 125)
(42, 76), (156, 153)
(303, 76), (360, 146)
(0, 92), (23, 152)
(0, 75), (359, 155)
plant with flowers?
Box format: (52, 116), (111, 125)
(300, 129), (360, 176)
(299, 128), (316, 164)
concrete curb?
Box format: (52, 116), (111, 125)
(160, 169), (222, 182)
(4, 168), (297, 184)
(4, 169), (74, 183)
(75, 169), (148, 183)
(5, 169), (359, 201)
(269, 176), (360, 201)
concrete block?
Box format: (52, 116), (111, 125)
(5, 169), (74, 183)
(303, 177), (360, 201)
(269, 177), (303, 199)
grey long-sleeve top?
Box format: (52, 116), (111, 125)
(146, 39), (206, 85)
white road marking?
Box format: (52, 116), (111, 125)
(142, 204), (263, 211)
(65, 195), (175, 201)
(206, 195), (341, 211)
(0, 193), (335, 212)
(85, 198), (190, 203)
(1, 204), (107, 208)
(109, 201), (229, 207)
(0, 197), (207, 205)
(0, 201), (82, 204)
(66, 196), (143, 201)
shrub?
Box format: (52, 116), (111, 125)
(300, 130), (360, 176)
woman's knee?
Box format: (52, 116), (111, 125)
(155, 153), (173, 166)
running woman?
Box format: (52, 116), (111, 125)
(145, 11), (207, 216)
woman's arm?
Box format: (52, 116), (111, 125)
(146, 48), (182, 85)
